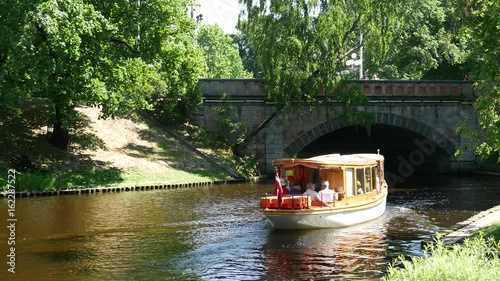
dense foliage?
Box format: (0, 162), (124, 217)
(231, 32), (263, 78)
(0, 0), (498, 163)
(237, 0), (499, 161)
(455, 0), (500, 162)
(238, 0), (399, 118)
(0, 0), (204, 150)
(373, 0), (469, 80)
(196, 24), (252, 78)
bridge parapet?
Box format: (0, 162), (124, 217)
(199, 78), (266, 100)
(351, 80), (475, 100)
(198, 79), (475, 101)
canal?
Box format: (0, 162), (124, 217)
(0, 174), (499, 280)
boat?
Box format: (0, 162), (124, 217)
(260, 151), (388, 229)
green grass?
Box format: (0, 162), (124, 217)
(0, 166), (232, 192)
(384, 234), (500, 281)
(473, 223), (500, 242)
(120, 167), (231, 186)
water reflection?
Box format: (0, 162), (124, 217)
(0, 176), (498, 281)
(261, 221), (389, 281)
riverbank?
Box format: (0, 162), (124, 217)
(441, 204), (500, 245)
(0, 176), (267, 198)
(467, 169), (500, 177)
(422, 204), (500, 248)
(1, 106), (258, 194)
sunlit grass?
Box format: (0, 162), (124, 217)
(0, 167), (232, 192)
(384, 235), (500, 281)
(473, 223), (500, 242)
(119, 168), (231, 186)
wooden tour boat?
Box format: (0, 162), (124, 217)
(260, 152), (388, 229)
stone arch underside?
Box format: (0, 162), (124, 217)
(284, 112), (457, 157)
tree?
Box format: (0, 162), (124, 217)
(238, 0), (399, 112)
(196, 24), (252, 78)
(0, 0), (204, 150)
(231, 32), (263, 78)
(456, 0), (500, 162)
(370, 0), (470, 80)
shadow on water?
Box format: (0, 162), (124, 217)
(389, 174), (500, 211)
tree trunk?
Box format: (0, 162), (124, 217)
(50, 103), (69, 150)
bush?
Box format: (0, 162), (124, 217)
(384, 235), (500, 281)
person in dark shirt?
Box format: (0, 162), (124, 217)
(288, 181), (302, 194)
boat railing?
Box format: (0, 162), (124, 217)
(261, 193), (344, 209)
(260, 194), (312, 210)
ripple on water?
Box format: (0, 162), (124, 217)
(2, 177), (497, 281)
(167, 220), (270, 281)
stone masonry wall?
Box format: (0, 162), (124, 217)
(196, 79), (477, 175)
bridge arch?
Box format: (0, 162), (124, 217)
(197, 79), (478, 175)
(285, 112), (457, 158)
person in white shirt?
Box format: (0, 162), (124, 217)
(303, 183), (319, 201)
(280, 177), (290, 192)
(357, 181), (364, 195)
(358, 187), (364, 195)
(318, 180), (335, 203)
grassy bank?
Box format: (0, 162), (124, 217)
(0, 167), (232, 192)
(384, 224), (500, 281)
(473, 223), (500, 241)
(0, 106), (254, 193)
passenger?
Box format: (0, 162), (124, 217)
(288, 182), (302, 194)
(280, 177), (289, 192)
(303, 183), (319, 201)
(357, 181), (364, 195)
(273, 177), (288, 195)
(318, 180), (335, 202)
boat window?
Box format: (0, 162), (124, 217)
(365, 167), (371, 193)
(345, 168), (354, 197)
(372, 166), (378, 191)
(356, 168), (365, 195)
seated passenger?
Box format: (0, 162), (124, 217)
(272, 177), (289, 195)
(303, 183), (319, 201)
(357, 181), (364, 195)
(288, 182), (302, 194)
(318, 180), (335, 202)
(280, 177), (290, 192)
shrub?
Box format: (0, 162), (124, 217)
(384, 235), (500, 281)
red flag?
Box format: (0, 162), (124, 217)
(274, 169), (284, 207)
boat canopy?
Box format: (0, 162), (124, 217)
(273, 153), (384, 169)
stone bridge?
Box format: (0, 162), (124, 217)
(195, 79), (478, 182)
